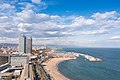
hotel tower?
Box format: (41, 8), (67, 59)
(19, 34), (26, 53)
(26, 35), (32, 54)
(19, 34), (32, 54)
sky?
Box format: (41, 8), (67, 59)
(0, 0), (120, 47)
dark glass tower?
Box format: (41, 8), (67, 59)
(26, 35), (32, 54)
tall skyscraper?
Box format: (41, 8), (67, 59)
(19, 34), (26, 53)
(26, 35), (32, 54)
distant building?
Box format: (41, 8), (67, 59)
(26, 35), (32, 54)
(0, 55), (9, 65)
(19, 34), (26, 53)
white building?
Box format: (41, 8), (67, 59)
(10, 54), (29, 66)
(19, 34), (26, 53)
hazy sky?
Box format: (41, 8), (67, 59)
(0, 0), (120, 47)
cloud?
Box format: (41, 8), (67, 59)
(0, 3), (15, 10)
(31, 0), (42, 4)
(110, 36), (120, 40)
(0, 9), (120, 38)
(0, 1), (120, 47)
(91, 11), (119, 20)
(0, 3), (16, 16)
(79, 29), (108, 35)
(0, 37), (18, 43)
(72, 16), (95, 26)
(33, 37), (96, 47)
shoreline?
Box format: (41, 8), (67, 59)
(56, 58), (73, 80)
(42, 58), (74, 80)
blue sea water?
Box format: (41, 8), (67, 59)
(58, 48), (120, 80)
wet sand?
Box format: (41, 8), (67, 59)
(42, 58), (74, 80)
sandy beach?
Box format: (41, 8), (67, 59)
(42, 58), (74, 80)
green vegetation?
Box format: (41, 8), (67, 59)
(4, 77), (12, 80)
(32, 65), (35, 78)
(36, 63), (48, 80)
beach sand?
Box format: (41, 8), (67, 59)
(42, 58), (74, 80)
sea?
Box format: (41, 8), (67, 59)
(58, 48), (120, 80)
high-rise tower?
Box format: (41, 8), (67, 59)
(19, 34), (26, 53)
(26, 35), (32, 54)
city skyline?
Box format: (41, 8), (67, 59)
(0, 0), (120, 47)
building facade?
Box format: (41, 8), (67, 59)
(10, 54), (29, 66)
(19, 34), (26, 53)
(26, 36), (32, 54)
